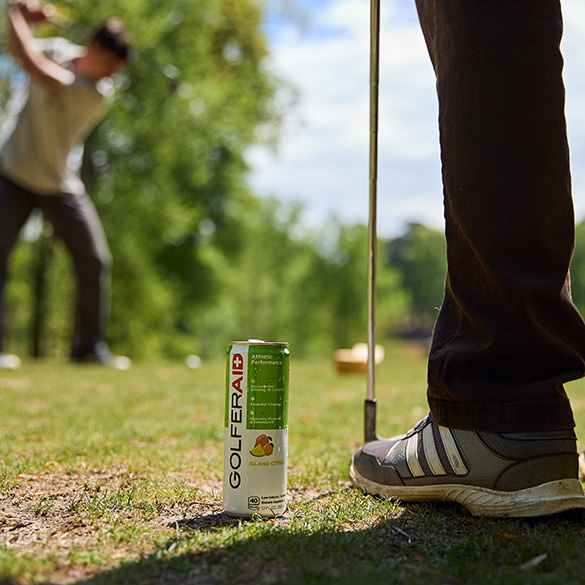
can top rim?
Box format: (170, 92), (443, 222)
(229, 340), (288, 347)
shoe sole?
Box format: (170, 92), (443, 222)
(350, 461), (585, 518)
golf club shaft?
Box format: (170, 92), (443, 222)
(365, 0), (380, 442)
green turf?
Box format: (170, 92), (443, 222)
(0, 342), (584, 584)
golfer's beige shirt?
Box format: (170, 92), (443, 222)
(0, 38), (108, 196)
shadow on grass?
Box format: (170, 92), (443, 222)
(63, 502), (585, 585)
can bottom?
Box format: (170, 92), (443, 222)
(223, 508), (287, 519)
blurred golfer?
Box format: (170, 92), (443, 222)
(0, 1), (131, 369)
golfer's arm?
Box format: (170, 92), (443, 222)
(7, 4), (72, 89)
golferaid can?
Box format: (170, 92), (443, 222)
(224, 340), (289, 517)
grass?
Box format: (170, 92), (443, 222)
(0, 341), (585, 584)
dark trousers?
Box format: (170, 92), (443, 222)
(0, 175), (111, 356)
(415, 0), (585, 431)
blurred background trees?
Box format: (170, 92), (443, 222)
(572, 220), (585, 317)
(1, 0), (585, 361)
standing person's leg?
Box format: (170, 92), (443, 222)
(38, 192), (112, 361)
(350, 0), (585, 517)
(422, 0), (585, 433)
(0, 176), (36, 364)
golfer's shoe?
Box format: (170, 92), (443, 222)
(72, 342), (131, 370)
(350, 416), (585, 518)
(0, 352), (21, 369)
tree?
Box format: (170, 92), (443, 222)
(2, 0), (284, 359)
(571, 219), (585, 315)
(386, 223), (447, 334)
(82, 0), (284, 357)
(0, 1), (416, 360)
(188, 199), (410, 357)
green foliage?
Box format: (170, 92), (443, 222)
(5, 215), (75, 358)
(386, 223), (447, 333)
(0, 2), (454, 362)
(571, 219), (585, 315)
(186, 198), (410, 357)
(77, 0), (282, 358)
(2, 0), (282, 359)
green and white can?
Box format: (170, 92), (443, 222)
(224, 340), (289, 517)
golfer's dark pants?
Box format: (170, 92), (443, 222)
(415, 0), (585, 431)
(0, 175), (111, 356)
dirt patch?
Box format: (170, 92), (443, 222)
(0, 468), (225, 582)
(0, 470), (350, 583)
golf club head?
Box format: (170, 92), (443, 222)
(364, 398), (381, 442)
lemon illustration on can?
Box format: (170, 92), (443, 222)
(250, 444), (265, 457)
